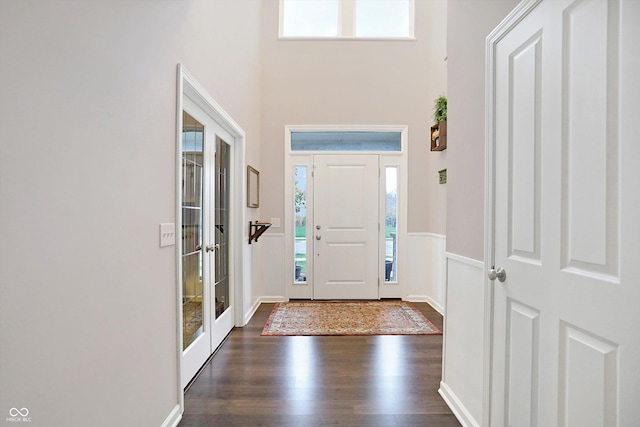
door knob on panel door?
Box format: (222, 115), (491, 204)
(315, 235), (321, 240)
(488, 267), (506, 282)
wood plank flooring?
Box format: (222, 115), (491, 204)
(179, 302), (461, 426)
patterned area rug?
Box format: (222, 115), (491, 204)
(261, 301), (442, 336)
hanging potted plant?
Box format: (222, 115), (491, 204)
(430, 95), (447, 151)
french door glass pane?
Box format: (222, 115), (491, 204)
(294, 166), (307, 282)
(214, 136), (230, 318)
(182, 111), (204, 350)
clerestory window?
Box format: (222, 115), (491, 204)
(280, 0), (414, 39)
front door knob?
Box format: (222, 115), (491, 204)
(315, 235), (321, 240)
(488, 267), (506, 282)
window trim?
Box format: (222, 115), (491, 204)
(278, 0), (416, 41)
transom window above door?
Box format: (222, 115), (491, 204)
(290, 131), (402, 151)
(280, 0), (414, 39)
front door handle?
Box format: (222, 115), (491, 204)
(488, 267), (506, 282)
(315, 235), (321, 240)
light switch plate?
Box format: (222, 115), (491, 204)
(160, 223), (175, 247)
(271, 218), (281, 228)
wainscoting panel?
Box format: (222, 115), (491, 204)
(440, 253), (485, 427)
(405, 233), (446, 313)
(256, 233), (286, 301)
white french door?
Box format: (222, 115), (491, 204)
(487, 0), (640, 425)
(313, 154), (379, 300)
(181, 98), (234, 388)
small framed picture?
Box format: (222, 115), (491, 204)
(247, 165), (260, 208)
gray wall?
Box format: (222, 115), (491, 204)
(446, 0), (520, 260)
(259, 0), (448, 234)
(0, 1), (262, 425)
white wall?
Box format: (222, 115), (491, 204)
(442, 0), (520, 425)
(0, 1), (262, 426)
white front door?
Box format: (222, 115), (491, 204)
(313, 154), (379, 300)
(488, 0), (640, 425)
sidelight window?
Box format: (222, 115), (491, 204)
(385, 166), (398, 282)
(294, 166), (308, 282)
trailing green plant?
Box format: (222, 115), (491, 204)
(433, 95), (447, 123)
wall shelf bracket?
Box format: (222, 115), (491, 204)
(248, 221), (272, 244)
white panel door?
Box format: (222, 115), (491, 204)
(313, 154), (379, 300)
(488, 0), (640, 425)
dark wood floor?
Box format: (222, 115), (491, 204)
(179, 302), (461, 426)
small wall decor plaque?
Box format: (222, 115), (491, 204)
(438, 168), (447, 184)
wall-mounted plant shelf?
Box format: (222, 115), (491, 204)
(430, 121), (447, 151)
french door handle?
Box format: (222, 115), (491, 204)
(205, 244), (219, 253)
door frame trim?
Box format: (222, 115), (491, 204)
(483, 1), (543, 425)
(283, 124), (408, 300)
(175, 64), (247, 410)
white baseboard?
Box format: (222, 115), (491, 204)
(404, 294), (429, 302)
(244, 296), (286, 325)
(259, 296), (287, 303)
(425, 295), (444, 315)
(161, 404), (182, 427)
(405, 295), (444, 315)
(439, 382), (479, 427)
(245, 298), (262, 325)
